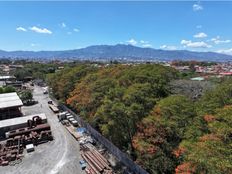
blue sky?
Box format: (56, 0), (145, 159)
(0, 1), (232, 55)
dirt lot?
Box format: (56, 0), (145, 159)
(0, 85), (85, 174)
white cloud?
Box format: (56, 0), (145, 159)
(31, 43), (36, 47)
(61, 22), (66, 28)
(181, 40), (191, 45)
(16, 27), (27, 32)
(160, 45), (177, 50)
(139, 40), (152, 47)
(193, 3), (203, 11)
(211, 36), (220, 41)
(126, 38), (137, 46)
(142, 44), (152, 48)
(29, 26), (52, 34)
(194, 32), (207, 38)
(73, 28), (80, 32)
(140, 40), (149, 44)
(216, 48), (232, 55)
(125, 39), (153, 47)
(30, 43), (40, 47)
(211, 36), (231, 44)
(181, 39), (212, 48)
(215, 39), (231, 44)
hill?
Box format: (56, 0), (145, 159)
(1, 44), (232, 62)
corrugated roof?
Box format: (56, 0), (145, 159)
(0, 76), (15, 80)
(0, 92), (23, 109)
(0, 113), (46, 129)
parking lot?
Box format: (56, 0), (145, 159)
(0, 85), (85, 174)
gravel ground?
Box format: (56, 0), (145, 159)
(0, 85), (85, 174)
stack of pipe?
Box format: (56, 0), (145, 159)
(0, 139), (24, 166)
(0, 123), (53, 166)
(81, 149), (113, 174)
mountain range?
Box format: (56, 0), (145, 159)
(0, 44), (232, 62)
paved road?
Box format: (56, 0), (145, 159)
(1, 86), (84, 174)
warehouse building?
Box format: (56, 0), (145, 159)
(0, 75), (16, 82)
(0, 113), (47, 138)
(0, 92), (23, 120)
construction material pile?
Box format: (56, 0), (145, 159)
(81, 146), (113, 174)
(58, 110), (115, 174)
(0, 138), (23, 166)
(0, 116), (53, 166)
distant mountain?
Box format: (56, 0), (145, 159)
(0, 44), (232, 62)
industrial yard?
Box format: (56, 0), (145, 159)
(0, 85), (85, 174)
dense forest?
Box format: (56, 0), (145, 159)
(47, 63), (232, 174)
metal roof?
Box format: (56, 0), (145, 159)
(0, 113), (46, 129)
(0, 92), (23, 109)
(0, 76), (15, 80)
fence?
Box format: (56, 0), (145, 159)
(50, 96), (149, 174)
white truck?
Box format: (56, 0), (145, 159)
(58, 112), (67, 121)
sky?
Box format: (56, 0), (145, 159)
(0, 1), (232, 55)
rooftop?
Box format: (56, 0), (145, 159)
(0, 113), (46, 129)
(0, 76), (15, 80)
(0, 92), (23, 109)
